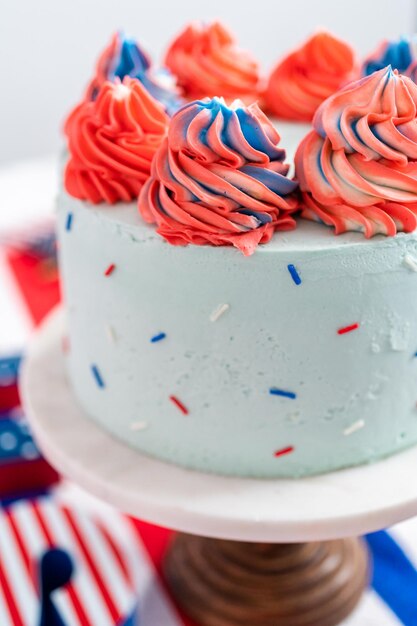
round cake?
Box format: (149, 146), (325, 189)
(58, 27), (417, 479)
(58, 194), (417, 478)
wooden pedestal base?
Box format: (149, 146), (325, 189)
(165, 534), (369, 626)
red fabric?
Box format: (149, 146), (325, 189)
(0, 384), (20, 412)
(0, 459), (59, 500)
(6, 250), (60, 326)
(132, 519), (197, 626)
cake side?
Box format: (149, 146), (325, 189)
(58, 191), (417, 477)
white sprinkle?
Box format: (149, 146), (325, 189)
(343, 419), (365, 436)
(403, 255), (417, 272)
(105, 323), (117, 343)
(130, 421), (148, 432)
(210, 303), (230, 322)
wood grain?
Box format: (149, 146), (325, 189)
(165, 534), (369, 626)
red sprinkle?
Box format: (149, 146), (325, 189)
(337, 323), (359, 335)
(104, 263), (116, 277)
(169, 395), (189, 415)
(274, 446), (294, 458)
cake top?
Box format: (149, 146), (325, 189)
(62, 191), (417, 255)
(164, 21), (261, 102)
(64, 78), (169, 204)
(265, 31), (357, 122)
(295, 66), (417, 237)
(138, 96), (299, 255)
(62, 24), (417, 251)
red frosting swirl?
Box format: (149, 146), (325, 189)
(265, 32), (357, 122)
(139, 98), (299, 256)
(295, 67), (417, 237)
(164, 21), (261, 102)
(64, 78), (169, 204)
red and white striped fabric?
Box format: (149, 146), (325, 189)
(0, 496), (139, 626)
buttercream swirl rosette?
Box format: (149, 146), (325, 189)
(164, 22), (261, 102)
(265, 32), (356, 122)
(295, 66), (417, 237)
(362, 36), (417, 79)
(65, 78), (169, 204)
(138, 97), (299, 256)
(84, 32), (182, 115)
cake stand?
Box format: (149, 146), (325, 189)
(21, 307), (417, 626)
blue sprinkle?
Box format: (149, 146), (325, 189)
(65, 213), (73, 231)
(151, 332), (166, 343)
(269, 388), (297, 400)
(287, 264), (301, 285)
(91, 364), (105, 388)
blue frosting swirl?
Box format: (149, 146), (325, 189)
(91, 32), (183, 115)
(112, 36), (151, 77)
(363, 36), (416, 76)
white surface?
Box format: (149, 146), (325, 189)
(21, 306), (417, 542)
(0, 155), (58, 231)
(1, 0), (415, 163)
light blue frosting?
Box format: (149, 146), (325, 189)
(58, 189), (417, 478)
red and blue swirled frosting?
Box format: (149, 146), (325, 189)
(86, 32), (182, 115)
(362, 36), (417, 83)
(139, 97), (299, 255)
(295, 66), (417, 237)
